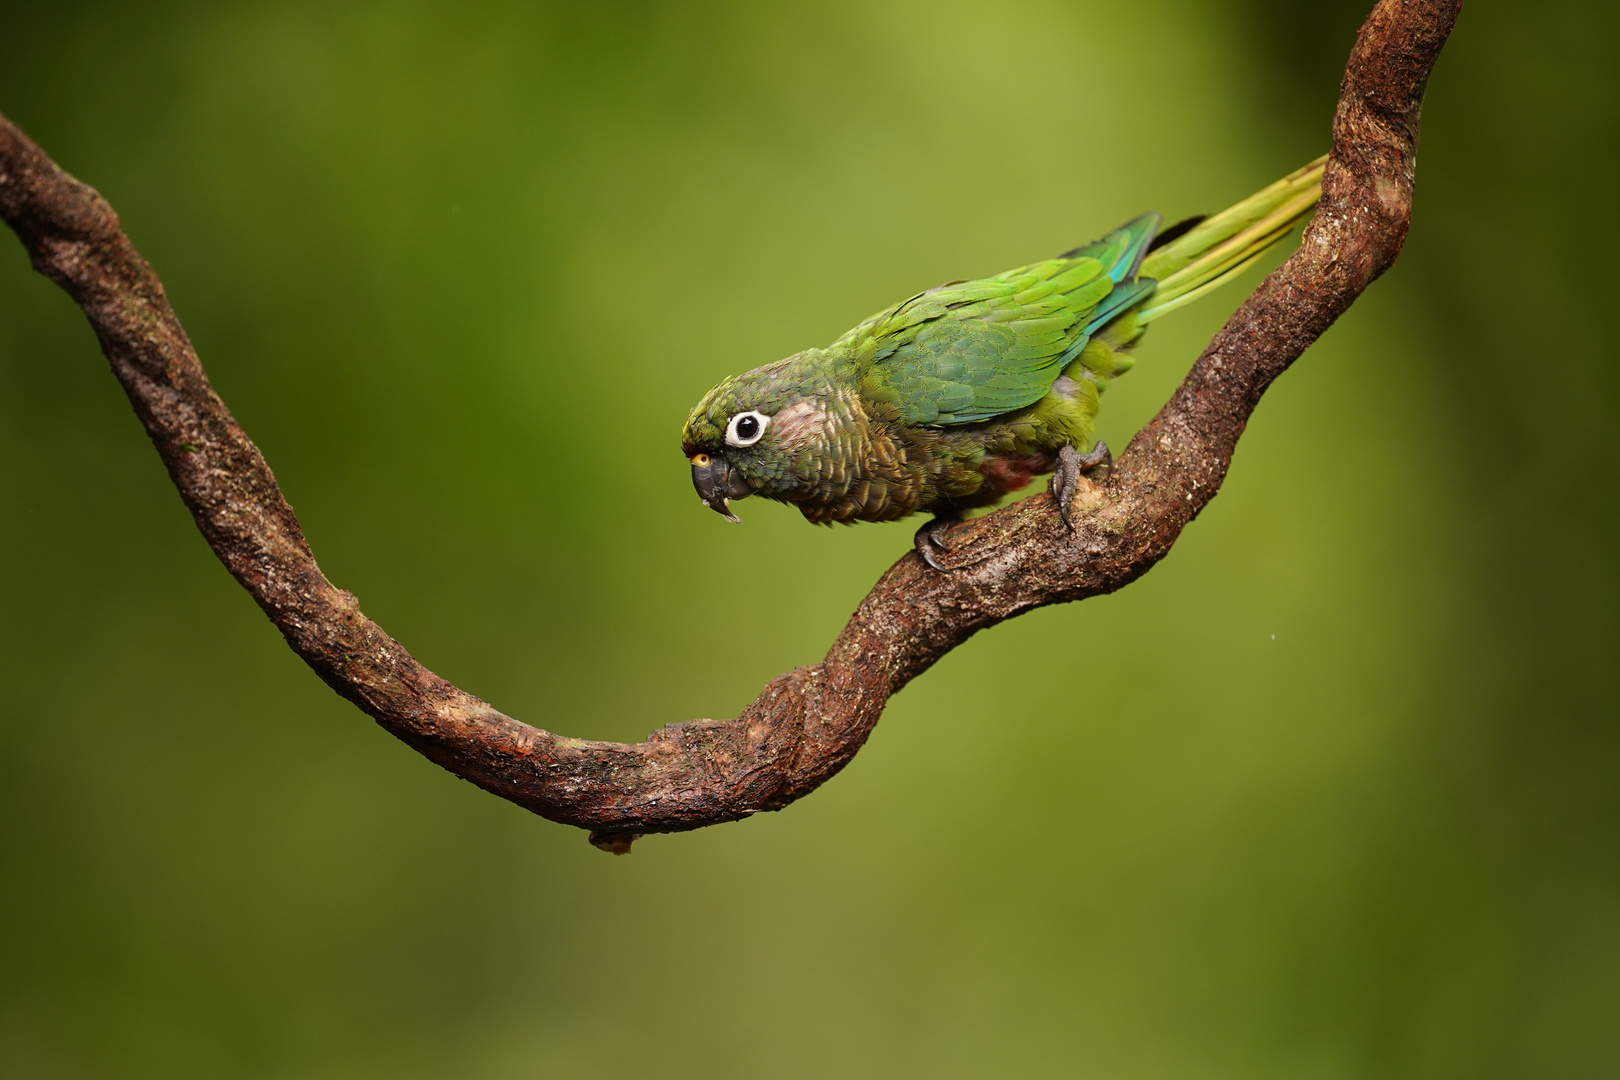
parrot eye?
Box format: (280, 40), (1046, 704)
(725, 410), (769, 447)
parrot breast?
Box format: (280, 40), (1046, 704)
(771, 387), (1043, 525)
(773, 388), (927, 525)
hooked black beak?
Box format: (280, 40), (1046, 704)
(690, 453), (754, 522)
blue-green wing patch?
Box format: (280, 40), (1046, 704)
(841, 213), (1162, 426)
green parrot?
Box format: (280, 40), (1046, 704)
(682, 157), (1325, 568)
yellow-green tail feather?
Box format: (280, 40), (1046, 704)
(1136, 155), (1326, 324)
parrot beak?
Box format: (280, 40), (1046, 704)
(690, 453), (753, 522)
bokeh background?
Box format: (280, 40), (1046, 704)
(2, 1), (1616, 1076)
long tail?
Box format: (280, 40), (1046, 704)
(1135, 155), (1326, 323)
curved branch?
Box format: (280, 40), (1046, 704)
(0, 0), (1460, 853)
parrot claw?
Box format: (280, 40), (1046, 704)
(914, 514), (963, 572)
(1050, 442), (1112, 530)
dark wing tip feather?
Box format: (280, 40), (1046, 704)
(1147, 214), (1207, 254)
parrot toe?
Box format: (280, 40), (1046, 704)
(914, 514), (965, 572)
(1050, 442), (1112, 530)
(1078, 440), (1114, 476)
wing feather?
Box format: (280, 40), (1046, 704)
(846, 213), (1161, 425)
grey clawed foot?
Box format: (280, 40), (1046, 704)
(914, 514), (962, 572)
(1049, 441), (1112, 531)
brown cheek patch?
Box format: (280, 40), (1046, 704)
(770, 400), (829, 450)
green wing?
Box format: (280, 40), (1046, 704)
(840, 213), (1161, 425)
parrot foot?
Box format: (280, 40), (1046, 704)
(914, 514), (967, 572)
(1049, 441), (1112, 530)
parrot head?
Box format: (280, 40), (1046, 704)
(681, 353), (840, 522)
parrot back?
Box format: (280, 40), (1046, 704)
(844, 214), (1160, 426)
(835, 155), (1324, 429)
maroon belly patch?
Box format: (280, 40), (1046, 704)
(981, 451), (1056, 496)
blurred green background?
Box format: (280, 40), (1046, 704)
(2, 1), (1616, 1076)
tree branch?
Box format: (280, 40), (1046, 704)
(0, 0), (1460, 853)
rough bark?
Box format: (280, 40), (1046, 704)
(0, 0), (1461, 852)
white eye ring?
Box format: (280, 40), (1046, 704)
(725, 410), (770, 448)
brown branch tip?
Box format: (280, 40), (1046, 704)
(0, 0), (1460, 852)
